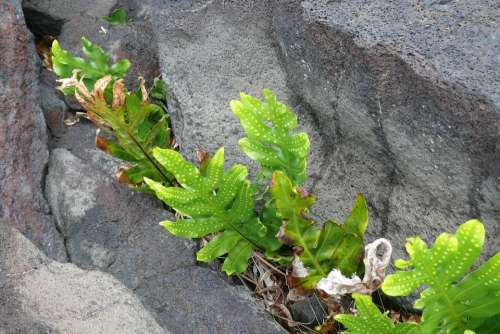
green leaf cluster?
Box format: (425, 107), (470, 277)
(338, 220), (500, 334)
(51, 39), (172, 187)
(382, 219), (500, 334)
(103, 7), (128, 26)
(142, 89), (368, 278)
(52, 39), (369, 282)
(270, 171), (368, 288)
(231, 89), (309, 184)
(52, 37), (130, 95)
(94, 81), (173, 186)
(144, 148), (280, 274)
(336, 293), (420, 334)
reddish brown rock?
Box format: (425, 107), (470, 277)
(0, 0), (65, 260)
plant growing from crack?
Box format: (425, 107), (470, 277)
(52, 38), (373, 283)
(51, 37), (500, 333)
(54, 38), (173, 188)
(336, 220), (500, 334)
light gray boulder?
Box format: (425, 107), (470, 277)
(45, 148), (286, 334)
(0, 223), (167, 334)
(152, 0), (499, 263)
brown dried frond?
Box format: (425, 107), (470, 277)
(196, 147), (210, 166)
(139, 76), (148, 102)
(112, 79), (126, 109)
(93, 75), (113, 102)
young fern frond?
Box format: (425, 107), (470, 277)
(52, 37), (130, 95)
(52, 39), (173, 187)
(270, 171), (368, 288)
(382, 220), (500, 334)
(231, 89), (310, 184)
(144, 148), (281, 275)
(335, 293), (421, 334)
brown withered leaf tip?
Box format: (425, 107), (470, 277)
(171, 137), (178, 149)
(277, 221), (293, 245)
(196, 147), (210, 166)
(112, 79), (126, 109)
(138, 77), (148, 102)
(115, 166), (131, 184)
(296, 187), (309, 199)
(95, 134), (109, 153)
(36, 35), (55, 69)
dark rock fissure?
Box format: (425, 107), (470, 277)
(21, 4), (72, 263)
(22, 5), (64, 38)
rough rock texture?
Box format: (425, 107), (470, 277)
(2, 0), (499, 331)
(0, 0), (65, 261)
(0, 223), (167, 334)
(14, 0), (286, 332)
(272, 0), (499, 261)
(153, 1), (293, 170)
(44, 145), (285, 333)
(151, 0), (498, 262)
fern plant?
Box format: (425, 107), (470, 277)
(382, 219), (500, 334)
(138, 89), (369, 278)
(336, 293), (421, 334)
(231, 90), (309, 184)
(52, 40), (369, 283)
(144, 148), (281, 274)
(270, 171), (368, 288)
(53, 39), (173, 187)
(337, 221), (500, 334)
(52, 37), (130, 96)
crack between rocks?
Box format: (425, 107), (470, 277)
(41, 146), (72, 263)
(370, 98), (400, 237)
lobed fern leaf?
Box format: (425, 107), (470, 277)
(52, 37), (130, 95)
(145, 148), (281, 275)
(335, 293), (421, 334)
(53, 43), (173, 187)
(382, 220), (500, 334)
(270, 171), (368, 288)
(231, 89), (310, 185)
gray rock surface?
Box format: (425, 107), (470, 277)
(45, 147), (285, 333)
(152, 0), (498, 262)
(2, 0), (286, 332)
(153, 1), (292, 169)
(272, 0), (499, 261)
(2, 0), (499, 331)
(0, 223), (167, 334)
(0, 0), (66, 261)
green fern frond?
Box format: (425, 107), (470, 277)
(145, 148), (280, 275)
(102, 7), (128, 26)
(52, 37), (130, 95)
(231, 89), (310, 184)
(98, 86), (172, 186)
(336, 294), (421, 334)
(52, 39), (172, 187)
(382, 220), (500, 334)
(270, 171), (368, 288)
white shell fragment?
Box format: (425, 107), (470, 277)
(316, 238), (393, 296)
(292, 255), (310, 278)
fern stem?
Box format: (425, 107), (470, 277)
(120, 123), (171, 183)
(439, 289), (466, 331)
(291, 217), (325, 277)
(95, 108), (171, 184)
